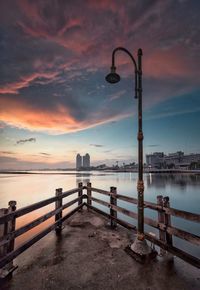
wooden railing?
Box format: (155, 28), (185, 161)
(0, 183), (85, 277)
(85, 182), (200, 268)
(0, 182), (199, 278)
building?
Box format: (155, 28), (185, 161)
(83, 153), (90, 169)
(146, 152), (164, 168)
(146, 151), (200, 169)
(76, 154), (82, 170)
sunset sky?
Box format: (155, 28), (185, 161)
(0, 0), (200, 169)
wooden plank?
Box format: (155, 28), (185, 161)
(87, 182), (92, 208)
(6, 201), (17, 271)
(0, 209), (8, 259)
(163, 196), (173, 246)
(157, 195), (166, 255)
(110, 187), (117, 228)
(91, 196), (138, 219)
(0, 204), (83, 269)
(0, 188), (80, 225)
(0, 196), (82, 247)
(116, 194), (137, 205)
(55, 188), (63, 234)
(89, 186), (200, 223)
(117, 194), (200, 223)
(78, 182), (83, 207)
(90, 187), (111, 196)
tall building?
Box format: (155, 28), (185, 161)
(83, 153), (90, 168)
(76, 154), (82, 170)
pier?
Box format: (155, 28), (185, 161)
(0, 183), (200, 289)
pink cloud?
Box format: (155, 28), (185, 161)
(0, 71), (59, 94)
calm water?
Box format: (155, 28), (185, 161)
(0, 171), (199, 257)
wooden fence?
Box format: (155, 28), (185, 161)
(0, 182), (199, 278)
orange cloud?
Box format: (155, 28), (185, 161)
(0, 96), (131, 134)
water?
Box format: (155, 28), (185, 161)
(0, 171), (199, 257)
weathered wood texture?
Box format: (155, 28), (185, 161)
(0, 187), (82, 225)
(0, 209), (8, 259)
(87, 182), (92, 208)
(0, 204), (84, 269)
(78, 182), (83, 207)
(88, 186), (200, 223)
(0, 196), (82, 247)
(90, 196), (200, 246)
(110, 187), (117, 228)
(163, 196), (173, 246)
(55, 188), (63, 234)
(86, 204), (200, 269)
(157, 195), (166, 255)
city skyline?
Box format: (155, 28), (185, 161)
(0, 1), (200, 170)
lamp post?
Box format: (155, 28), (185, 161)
(106, 47), (153, 259)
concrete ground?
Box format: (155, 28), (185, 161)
(0, 208), (199, 290)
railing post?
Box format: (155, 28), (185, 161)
(7, 201), (17, 271)
(157, 195), (166, 255)
(78, 182), (83, 210)
(0, 208), (8, 277)
(87, 182), (92, 210)
(110, 186), (117, 229)
(0, 201), (17, 278)
(163, 196), (173, 246)
(55, 188), (63, 234)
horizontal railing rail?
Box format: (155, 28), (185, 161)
(0, 187), (82, 225)
(0, 195), (87, 248)
(0, 183), (85, 277)
(85, 183), (200, 268)
(90, 196), (200, 246)
(90, 186), (200, 223)
(0, 204), (84, 270)
(0, 181), (199, 277)
(87, 204), (200, 268)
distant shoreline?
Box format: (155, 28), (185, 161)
(0, 169), (200, 175)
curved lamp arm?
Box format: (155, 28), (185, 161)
(111, 47), (138, 72)
(111, 47), (139, 98)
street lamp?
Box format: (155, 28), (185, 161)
(105, 47), (153, 259)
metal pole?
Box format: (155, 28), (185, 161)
(137, 48), (144, 239)
(106, 47), (154, 258)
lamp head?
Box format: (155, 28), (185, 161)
(105, 66), (120, 84)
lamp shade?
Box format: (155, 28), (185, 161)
(105, 72), (120, 84)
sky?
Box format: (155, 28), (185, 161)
(0, 0), (200, 169)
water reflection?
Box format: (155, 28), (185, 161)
(0, 171), (199, 257)
(146, 173), (200, 190)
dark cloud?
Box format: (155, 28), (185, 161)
(39, 152), (51, 156)
(16, 138), (36, 145)
(147, 144), (159, 147)
(90, 144), (104, 148)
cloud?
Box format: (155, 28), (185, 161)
(0, 0), (199, 135)
(39, 152), (51, 156)
(0, 72), (59, 94)
(0, 151), (15, 155)
(90, 144), (104, 148)
(16, 138), (36, 145)
(146, 144), (159, 147)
